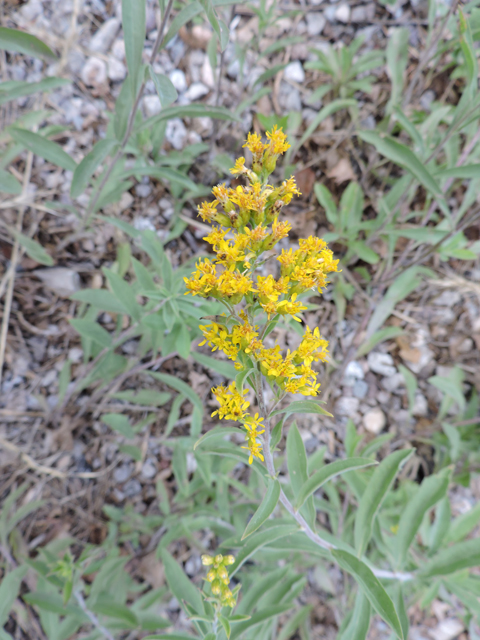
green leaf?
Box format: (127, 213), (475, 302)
(10, 128), (77, 171)
(69, 319), (112, 348)
(149, 66), (178, 107)
(230, 604), (295, 640)
(0, 26), (56, 59)
(446, 502), (480, 544)
(10, 230), (53, 266)
(192, 351), (237, 379)
(0, 77), (68, 106)
(242, 479), (280, 539)
(395, 467), (451, 566)
(419, 538), (480, 578)
(89, 599), (138, 627)
(160, 549), (204, 615)
(122, 0), (146, 93)
(436, 164), (480, 179)
(356, 326), (404, 357)
(277, 605), (313, 640)
(332, 550), (404, 639)
(228, 524), (299, 577)
(358, 131), (444, 200)
(138, 104), (239, 133)
(0, 169), (22, 194)
(112, 389), (171, 407)
(163, 1), (202, 46)
(398, 364), (417, 414)
(350, 241), (379, 264)
(314, 183), (338, 225)
(101, 413), (135, 438)
(143, 635), (199, 640)
(299, 99), (357, 147)
(339, 590), (371, 640)
(71, 139), (117, 198)
(194, 426), (245, 451)
(148, 372), (203, 412)
(218, 615), (231, 639)
(295, 458), (377, 511)
(103, 267), (142, 321)
(286, 422), (309, 500)
(271, 400), (332, 419)
(0, 566), (28, 626)
(355, 449), (414, 556)
(70, 288), (127, 314)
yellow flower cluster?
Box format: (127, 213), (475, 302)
(186, 128), (338, 464)
(202, 553), (236, 607)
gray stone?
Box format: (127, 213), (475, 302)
(412, 393), (428, 417)
(353, 379), (369, 399)
(141, 458), (157, 479)
(68, 347), (83, 363)
(284, 60), (305, 83)
(335, 3), (351, 22)
(335, 397), (360, 416)
(351, 4), (376, 22)
(114, 463), (132, 484)
(133, 217), (156, 232)
(306, 12), (326, 36)
(184, 82), (209, 101)
(143, 95), (162, 118)
(89, 18), (120, 54)
(107, 56), (126, 82)
(33, 268), (81, 297)
(433, 290), (461, 306)
(22, 0), (43, 21)
(112, 39), (125, 60)
(123, 479), (142, 497)
(279, 82), (302, 112)
(367, 352), (396, 377)
(169, 69), (187, 93)
(185, 555), (202, 577)
(165, 118), (187, 150)
(135, 183), (152, 198)
(81, 56), (107, 87)
(324, 5), (337, 21)
(433, 619), (464, 640)
(420, 90), (435, 110)
(363, 408), (386, 434)
(345, 361), (364, 380)
(381, 372), (405, 393)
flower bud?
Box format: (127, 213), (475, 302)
(201, 555), (213, 566)
(206, 570), (216, 583)
(211, 579), (221, 595)
(214, 554), (223, 565)
(223, 555), (235, 565)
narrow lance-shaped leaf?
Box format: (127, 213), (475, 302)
(287, 422), (316, 527)
(332, 550), (404, 640)
(160, 549), (204, 615)
(148, 66), (178, 107)
(354, 449), (414, 557)
(10, 230), (54, 266)
(0, 26), (56, 59)
(358, 131), (446, 209)
(242, 479), (280, 539)
(418, 538), (480, 578)
(0, 169), (22, 195)
(295, 458), (377, 511)
(339, 589), (371, 640)
(71, 139), (117, 198)
(395, 467), (452, 567)
(121, 0), (146, 94)
(10, 128), (77, 171)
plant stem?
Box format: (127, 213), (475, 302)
(259, 387), (414, 582)
(84, 0), (174, 225)
(75, 590), (116, 640)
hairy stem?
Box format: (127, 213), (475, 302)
(75, 590), (115, 640)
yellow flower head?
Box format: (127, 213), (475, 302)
(211, 382), (250, 421)
(266, 125), (291, 156)
(243, 131), (266, 160)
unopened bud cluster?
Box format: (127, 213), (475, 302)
(202, 553), (236, 607)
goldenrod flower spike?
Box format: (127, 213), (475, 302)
(186, 129), (339, 464)
(202, 552), (237, 608)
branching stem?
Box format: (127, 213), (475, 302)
(258, 385), (414, 582)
